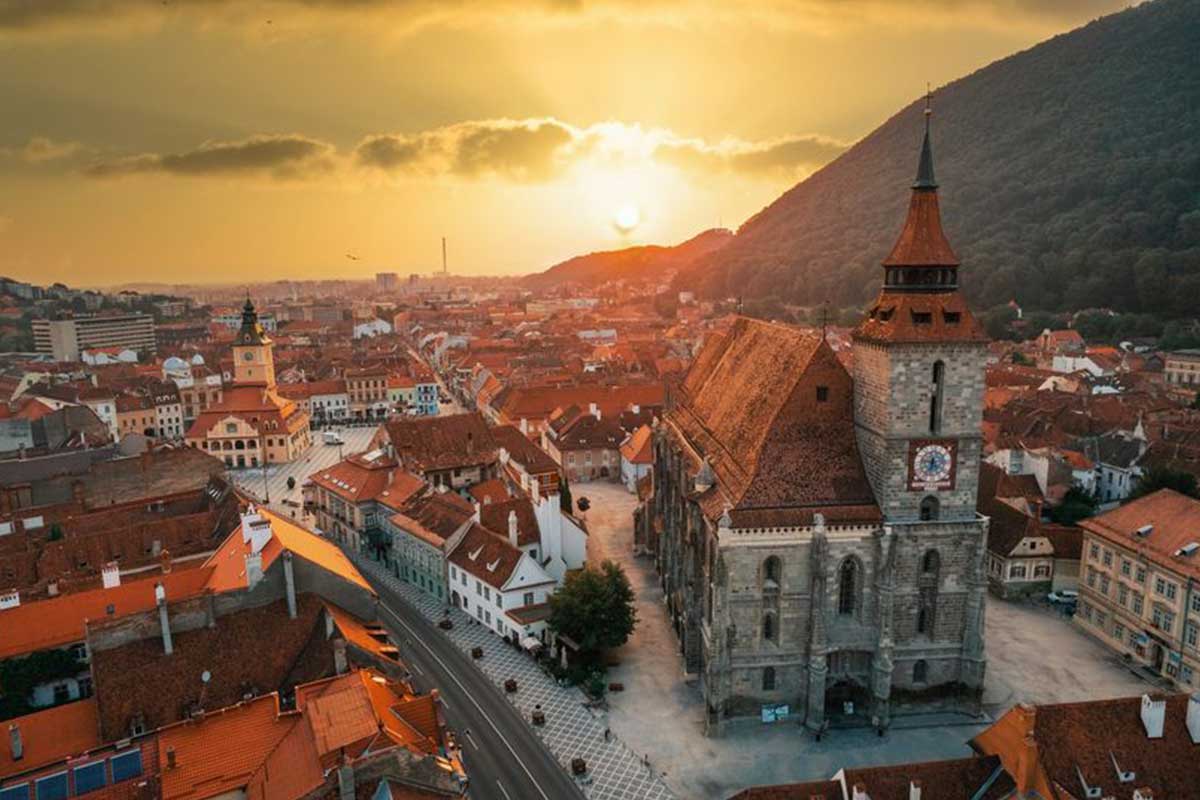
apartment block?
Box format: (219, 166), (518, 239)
(32, 315), (156, 362)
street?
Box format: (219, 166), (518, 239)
(372, 576), (587, 800)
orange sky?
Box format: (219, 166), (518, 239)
(0, 0), (1130, 287)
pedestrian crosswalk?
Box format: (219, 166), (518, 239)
(351, 553), (676, 800)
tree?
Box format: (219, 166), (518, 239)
(1048, 486), (1098, 525)
(1129, 465), (1200, 501)
(286, 476), (297, 490)
(548, 560), (637, 659)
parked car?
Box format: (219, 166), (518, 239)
(1047, 589), (1078, 605)
(322, 431), (344, 446)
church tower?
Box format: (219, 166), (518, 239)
(852, 100), (989, 523)
(232, 296), (276, 389)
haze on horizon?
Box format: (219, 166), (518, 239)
(0, 0), (1131, 287)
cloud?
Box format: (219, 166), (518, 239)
(654, 133), (848, 176)
(80, 119), (845, 184)
(356, 119), (578, 181)
(84, 134), (336, 179)
(0, 0), (1134, 36)
(0, 136), (84, 163)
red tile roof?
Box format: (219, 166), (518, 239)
(0, 700), (103, 779)
(1079, 489), (1200, 582)
(620, 424), (653, 464)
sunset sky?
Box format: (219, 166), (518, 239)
(0, 0), (1130, 287)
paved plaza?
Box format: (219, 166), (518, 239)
(228, 424), (380, 523)
(350, 552), (676, 800)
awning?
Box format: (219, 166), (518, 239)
(521, 636), (543, 651)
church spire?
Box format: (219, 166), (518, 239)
(913, 89), (937, 190)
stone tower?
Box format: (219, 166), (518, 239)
(232, 296), (276, 388)
(852, 100), (989, 524)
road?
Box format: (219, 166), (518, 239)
(372, 577), (587, 800)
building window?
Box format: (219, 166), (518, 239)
(763, 556), (782, 589)
(929, 360), (946, 434)
(1135, 565), (1147, 583)
(1121, 559), (1132, 577)
(762, 666), (776, 691)
(1089, 543), (1100, 561)
(1186, 622), (1199, 649)
(1102, 550), (1113, 567)
(1114, 622), (1125, 642)
(523, 592), (534, 606)
(762, 612), (776, 642)
(919, 496), (940, 522)
(837, 558), (858, 616)
(1133, 593), (1144, 614)
(913, 660), (928, 684)
(1011, 564), (1027, 579)
(815, 386), (829, 403)
(921, 550), (940, 576)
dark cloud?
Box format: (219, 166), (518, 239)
(0, 0), (1133, 33)
(355, 119), (577, 181)
(84, 134), (335, 179)
(654, 134), (848, 176)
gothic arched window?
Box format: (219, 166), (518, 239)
(763, 556), (782, 589)
(920, 495), (940, 522)
(922, 550), (941, 575)
(762, 612), (776, 642)
(837, 558), (859, 616)
(762, 666), (776, 691)
(917, 605), (930, 634)
(913, 659), (928, 684)
(929, 360), (946, 434)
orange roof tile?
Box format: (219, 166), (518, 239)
(0, 567), (215, 660)
(0, 700), (103, 779)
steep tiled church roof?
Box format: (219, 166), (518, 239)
(668, 317), (880, 526)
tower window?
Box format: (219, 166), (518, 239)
(762, 612), (776, 642)
(762, 666), (776, 691)
(837, 558), (859, 616)
(920, 496), (940, 521)
(913, 659), (928, 684)
(815, 386), (829, 403)
(929, 360), (946, 434)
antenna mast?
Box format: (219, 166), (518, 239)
(441, 237), (448, 276)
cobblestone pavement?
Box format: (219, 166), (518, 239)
(350, 553), (677, 800)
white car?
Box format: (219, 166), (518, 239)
(1047, 589), (1078, 604)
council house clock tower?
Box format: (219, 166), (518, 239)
(851, 98), (989, 524)
(232, 295), (276, 389)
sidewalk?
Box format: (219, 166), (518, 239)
(349, 553), (676, 800)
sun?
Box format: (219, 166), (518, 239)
(612, 203), (642, 234)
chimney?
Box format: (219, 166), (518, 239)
(1141, 694), (1165, 739)
(530, 477), (540, 498)
(1134, 789), (1154, 800)
(160, 549), (172, 575)
(520, 417), (528, 435)
(283, 550), (297, 620)
(8, 724), (22, 761)
(851, 784), (870, 800)
(909, 780), (921, 800)
(589, 402), (600, 419)
(508, 510), (519, 548)
(472, 501), (481, 523)
(155, 583), (173, 656)
(1187, 693), (1200, 744)
(165, 746), (177, 770)
(337, 762), (355, 800)
(245, 552), (264, 589)
(632, 403), (640, 414)
(333, 638), (348, 675)
(0, 589), (20, 610)
(102, 562), (121, 589)
(47, 581), (59, 597)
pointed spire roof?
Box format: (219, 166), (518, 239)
(881, 93), (958, 268)
(235, 294), (269, 347)
(913, 93), (938, 190)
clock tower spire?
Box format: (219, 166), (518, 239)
(232, 295), (276, 389)
(851, 99), (988, 523)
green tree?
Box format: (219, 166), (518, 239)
(548, 560), (637, 660)
(1048, 486), (1098, 525)
(1129, 466), (1200, 501)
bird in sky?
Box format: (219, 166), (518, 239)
(345, 253), (360, 261)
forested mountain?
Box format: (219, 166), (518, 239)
(524, 228), (732, 290)
(680, 0), (1200, 317)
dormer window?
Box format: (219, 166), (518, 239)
(816, 386), (829, 403)
(911, 311), (933, 325)
(943, 311), (961, 324)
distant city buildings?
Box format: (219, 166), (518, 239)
(32, 314), (156, 362)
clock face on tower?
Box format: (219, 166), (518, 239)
(243, 351), (255, 361)
(908, 440), (957, 491)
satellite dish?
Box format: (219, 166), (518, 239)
(201, 670), (212, 684)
